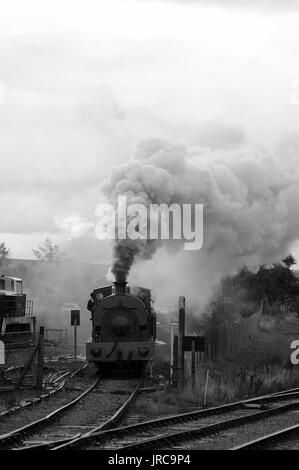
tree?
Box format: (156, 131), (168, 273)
(282, 254), (296, 269)
(210, 255), (299, 319)
(32, 238), (66, 261)
(0, 242), (11, 272)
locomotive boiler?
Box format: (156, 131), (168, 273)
(86, 281), (156, 369)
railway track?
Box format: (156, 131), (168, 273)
(1, 367), (69, 392)
(0, 364), (88, 421)
(6, 378), (100, 449)
(233, 423), (299, 450)
(1, 374), (144, 450)
(41, 386), (299, 450)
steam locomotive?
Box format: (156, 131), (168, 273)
(86, 281), (156, 369)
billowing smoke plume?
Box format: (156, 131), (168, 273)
(111, 244), (136, 282)
(103, 138), (299, 291)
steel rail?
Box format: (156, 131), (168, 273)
(232, 423), (299, 450)
(18, 377), (144, 450)
(52, 379), (143, 450)
(0, 364), (93, 449)
(0, 364), (88, 421)
(27, 385), (299, 450)
(118, 400), (299, 450)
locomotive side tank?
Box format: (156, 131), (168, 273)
(86, 281), (156, 369)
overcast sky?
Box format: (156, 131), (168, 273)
(1, 0), (299, 262)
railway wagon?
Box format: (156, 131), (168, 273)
(86, 281), (156, 369)
(0, 275), (35, 347)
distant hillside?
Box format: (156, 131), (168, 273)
(6, 258), (109, 285)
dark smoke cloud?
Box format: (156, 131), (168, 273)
(112, 245), (136, 282)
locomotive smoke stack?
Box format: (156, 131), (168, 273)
(113, 280), (127, 295)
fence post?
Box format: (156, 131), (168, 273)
(178, 296), (185, 389)
(173, 335), (178, 387)
(170, 320), (178, 386)
(191, 339), (196, 392)
(203, 368), (210, 407)
(36, 326), (45, 390)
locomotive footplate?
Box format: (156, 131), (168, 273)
(86, 341), (154, 362)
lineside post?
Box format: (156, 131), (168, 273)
(36, 326), (45, 390)
(170, 320), (178, 386)
(191, 338), (196, 392)
(71, 310), (80, 361)
(203, 367), (210, 407)
(74, 318), (77, 361)
(173, 335), (179, 387)
(178, 296), (185, 389)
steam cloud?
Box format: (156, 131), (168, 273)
(103, 138), (299, 287)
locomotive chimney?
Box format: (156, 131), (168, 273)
(113, 281), (127, 295)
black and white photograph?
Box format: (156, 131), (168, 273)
(1, 0), (299, 458)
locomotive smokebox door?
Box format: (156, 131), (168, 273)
(71, 310), (80, 326)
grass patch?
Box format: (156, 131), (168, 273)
(138, 365), (299, 419)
